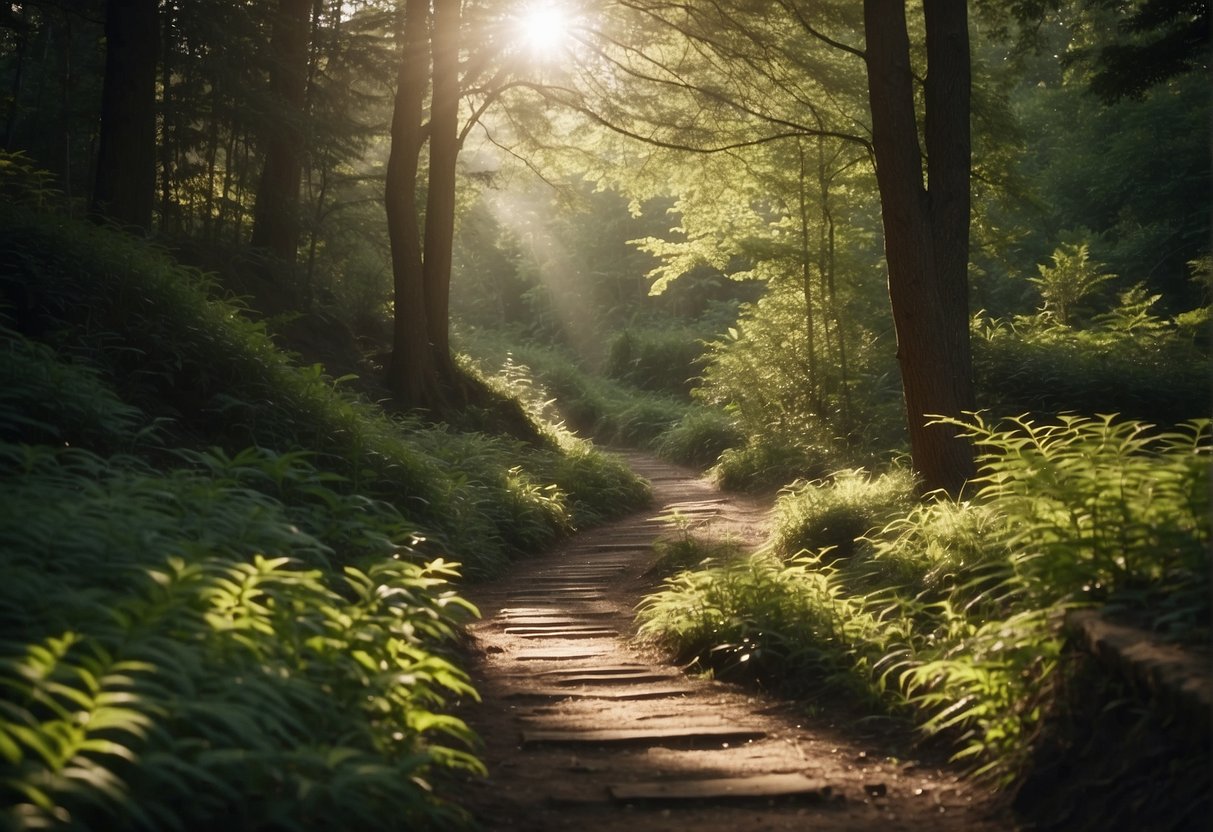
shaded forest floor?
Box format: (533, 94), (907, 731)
(457, 453), (1016, 831)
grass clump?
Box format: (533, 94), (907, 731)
(654, 409), (744, 468)
(640, 414), (1209, 789)
(711, 438), (838, 493)
(769, 468), (917, 559)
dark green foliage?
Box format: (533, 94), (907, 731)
(654, 409), (744, 468)
(0, 196), (652, 829)
(605, 326), (706, 397)
(0, 203), (648, 574)
(972, 311), (1210, 427)
(712, 438), (837, 494)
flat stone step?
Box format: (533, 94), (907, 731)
(508, 628), (619, 640)
(499, 608), (615, 619)
(499, 617), (615, 627)
(520, 725), (766, 748)
(608, 773), (826, 803)
(514, 647), (609, 661)
(504, 624), (619, 635)
(533, 664), (657, 677)
(550, 672), (676, 686)
(505, 686), (693, 701)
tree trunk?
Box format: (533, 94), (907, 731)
(863, 0), (976, 496)
(250, 0), (312, 267)
(385, 0), (436, 406)
(422, 0), (462, 382)
(92, 0), (157, 230)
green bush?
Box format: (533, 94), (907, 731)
(972, 297), (1209, 427)
(712, 437), (836, 493)
(769, 468), (916, 559)
(0, 441), (481, 831)
(655, 408), (744, 467)
(605, 326), (706, 396)
(640, 415), (1209, 785)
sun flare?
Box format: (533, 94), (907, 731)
(517, 3), (571, 58)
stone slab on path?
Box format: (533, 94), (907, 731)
(608, 773), (827, 803)
(519, 725), (768, 748)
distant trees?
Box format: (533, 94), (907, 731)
(563, 1), (979, 493)
(249, 0), (313, 268)
(92, 0), (157, 229)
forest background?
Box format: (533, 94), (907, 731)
(0, 1), (1208, 830)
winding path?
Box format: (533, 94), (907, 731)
(459, 453), (1015, 831)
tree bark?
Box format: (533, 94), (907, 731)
(422, 0), (462, 382)
(385, 0), (436, 405)
(863, 0), (976, 496)
(92, 0), (158, 230)
(250, 0), (312, 267)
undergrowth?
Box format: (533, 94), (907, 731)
(639, 414), (1210, 787)
(0, 168), (650, 829)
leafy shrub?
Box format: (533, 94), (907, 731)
(0, 442), (481, 832)
(769, 468), (916, 559)
(712, 437), (836, 493)
(972, 278), (1209, 426)
(605, 326), (706, 396)
(655, 408), (744, 467)
(640, 415), (1209, 785)
(695, 280), (903, 458)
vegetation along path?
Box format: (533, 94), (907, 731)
(460, 454), (1013, 831)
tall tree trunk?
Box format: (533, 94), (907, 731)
(158, 0), (175, 234)
(863, 0), (976, 496)
(250, 0), (312, 267)
(92, 0), (157, 230)
(385, 0), (436, 405)
(3, 5), (30, 149)
(422, 0), (461, 382)
(796, 139), (820, 415)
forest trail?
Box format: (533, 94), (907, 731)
(459, 453), (1015, 831)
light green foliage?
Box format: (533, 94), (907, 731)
(712, 438), (837, 494)
(640, 415), (1209, 783)
(769, 469), (917, 560)
(1027, 242), (1116, 326)
(654, 409), (744, 468)
(952, 414), (1210, 633)
(696, 280), (903, 477)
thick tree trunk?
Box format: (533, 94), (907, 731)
(422, 0), (462, 382)
(863, 0), (976, 496)
(250, 0), (312, 267)
(92, 0), (157, 230)
(385, 0), (436, 406)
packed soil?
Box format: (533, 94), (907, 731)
(458, 453), (1019, 831)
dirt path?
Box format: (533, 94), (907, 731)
(459, 453), (1016, 831)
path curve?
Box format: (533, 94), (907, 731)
(459, 453), (1015, 831)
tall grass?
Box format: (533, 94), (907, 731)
(640, 415), (1209, 785)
